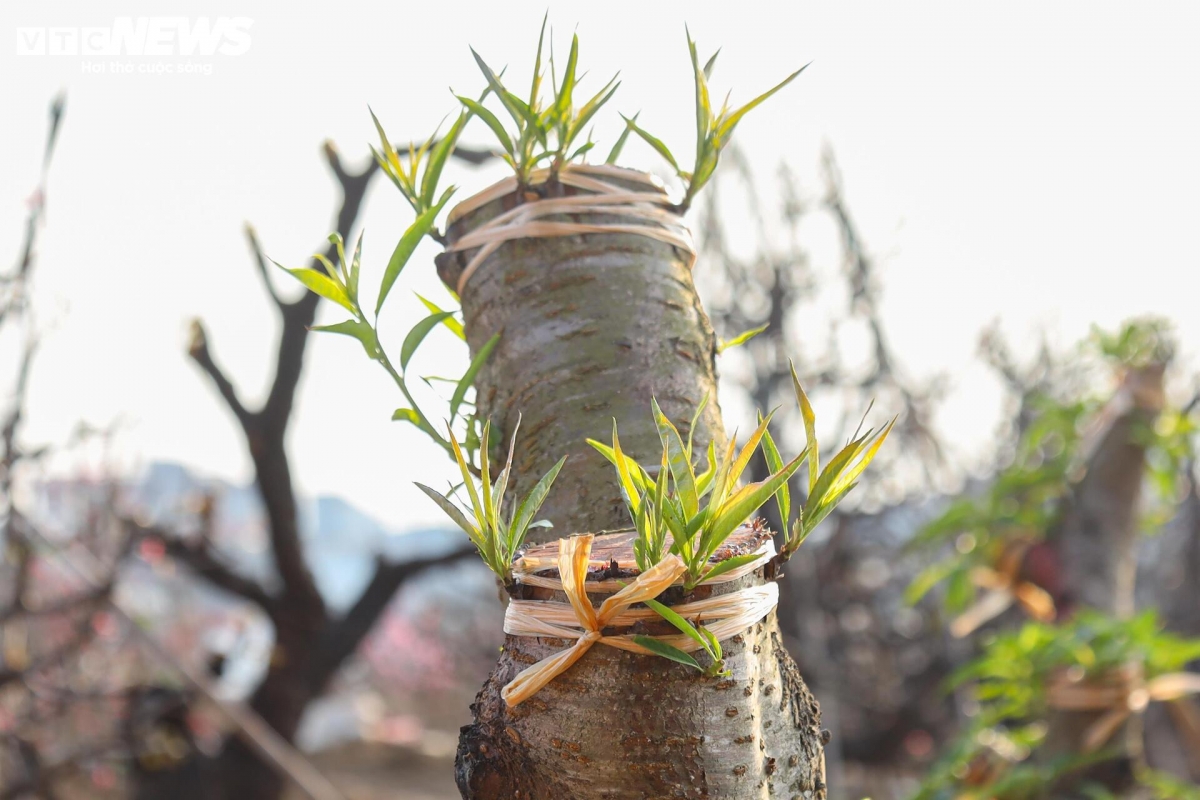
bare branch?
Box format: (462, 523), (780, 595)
(187, 320), (255, 432)
(125, 519), (273, 610)
(304, 544), (476, 692)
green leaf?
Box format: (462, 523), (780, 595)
(491, 415), (519, 526)
(652, 398), (698, 518)
(759, 420), (790, 527)
(587, 439), (652, 493)
(277, 262), (356, 314)
(392, 407), (422, 425)
(606, 111), (639, 164)
(829, 417), (895, 497)
(469, 48), (524, 127)
(377, 189), (455, 316)
(457, 95), (514, 155)
(715, 63), (809, 141)
(717, 323), (769, 353)
(808, 430), (874, 515)
(529, 13), (548, 108)
(630, 635), (702, 671)
(401, 311), (455, 369)
(643, 597), (707, 649)
(704, 450), (806, 557)
(622, 115), (679, 173)
(447, 427), (486, 534)
(790, 361), (820, 493)
(414, 482), (481, 546)
(415, 293), (465, 341)
(554, 34), (580, 120)
(702, 49), (720, 80)
(567, 76), (620, 146)
(611, 420), (642, 517)
(450, 332), (500, 422)
(311, 319), (378, 359)
(728, 408), (778, 489)
(510, 455), (568, 540)
(421, 111), (469, 209)
(697, 623), (722, 663)
(686, 392), (710, 461)
(701, 553), (762, 584)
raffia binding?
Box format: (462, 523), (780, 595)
(949, 539), (1056, 638)
(500, 533), (779, 708)
(1045, 665), (1200, 753)
(444, 164), (696, 296)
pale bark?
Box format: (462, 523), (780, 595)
(440, 172), (827, 799)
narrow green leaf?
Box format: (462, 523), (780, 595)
(695, 440), (718, 498)
(447, 426), (486, 532)
(469, 48), (523, 127)
(622, 115), (679, 172)
(277, 262), (356, 314)
(829, 416), (895, 497)
(555, 34), (580, 119)
(457, 96), (514, 155)
(392, 407), (422, 425)
(759, 421), (790, 526)
(728, 408), (778, 489)
(715, 63), (809, 141)
(652, 398), (698, 518)
(606, 111), (639, 164)
(450, 332), (500, 422)
(702, 49), (720, 80)
(493, 414), (520, 525)
(347, 232), (363, 302)
(697, 623), (722, 662)
(311, 319), (378, 359)
(567, 76), (619, 146)
(686, 392), (710, 461)
(587, 439), (652, 493)
(704, 450), (805, 556)
(700, 553), (763, 584)
(809, 430), (873, 511)
(414, 482), (481, 546)
(478, 421), (496, 543)
(415, 293), (465, 340)
(530, 12), (548, 109)
(790, 361), (820, 493)
(643, 597), (707, 649)
(717, 323), (769, 353)
(611, 420), (642, 516)
(511, 455), (568, 539)
(377, 189), (455, 317)
(630, 635), (702, 671)
(401, 311), (455, 369)
(420, 111), (468, 209)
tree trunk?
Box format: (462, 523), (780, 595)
(440, 170), (827, 799)
(1040, 364), (1166, 795)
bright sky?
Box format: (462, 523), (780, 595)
(3, 1), (1199, 532)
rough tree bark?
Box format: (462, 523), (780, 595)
(440, 171), (828, 799)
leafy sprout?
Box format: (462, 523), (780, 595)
(623, 28), (807, 213)
(416, 418), (567, 583)
(370, 105), (474, 225)
(632, 596), (729, 678)
(276, 213), (497, 468)
(462, 14), (620, 187)
(590, 364), (891, 590)
(910, 612), (1200, 800)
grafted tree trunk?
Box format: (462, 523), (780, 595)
(1040, 364), (1166, 795)
(440, 172), (827, 799)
